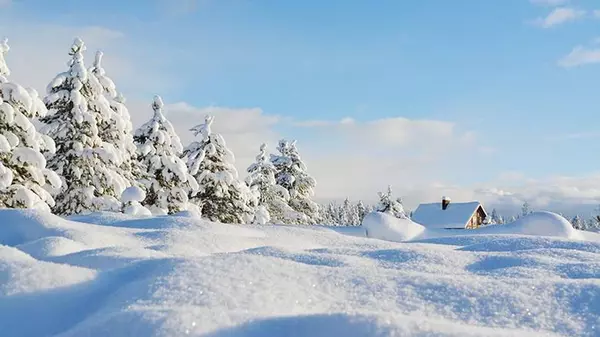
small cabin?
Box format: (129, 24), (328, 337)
(411, 197), (487, 229)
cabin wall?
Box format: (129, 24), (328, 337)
(465, 207), (486, 229)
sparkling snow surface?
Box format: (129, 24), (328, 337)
(0, 209), (599, 337)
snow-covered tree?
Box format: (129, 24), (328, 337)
(490, 208), (504, 225)
(339, 197), (360, 225)
(570, 215), (584, 230)
(183, 115), (256, 224)
(270, 139), (319, 224)
(0, 38), (9, 79)
(40, 38), (128, 215)
(521, 201), (532, 217)
(246, 143), (302, 224)
(134, 95), (197, 214)
(0, 38), (61, 211)
(89, 51), (142, 185)
(356, 200), (367, 224)
(121, 186), (151, 216)
(375, 185), (407, 219)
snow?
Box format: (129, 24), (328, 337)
(364, 211), (582, 243)
(0, 209), (598, 336)
(412, 201), (483, 229)
(363, 211), (425, 241)
(121, 186), (145, 204)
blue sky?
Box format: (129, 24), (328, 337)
(3, 0), (600, 213)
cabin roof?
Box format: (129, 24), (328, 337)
(412, 201), (485, 229)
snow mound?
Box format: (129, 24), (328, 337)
(0, 245), (97, 296)
(480, 211), (578, 239)
(121, 186), (145, 203)
(16, 236), (88, 259)
(362, 211), (425, 242)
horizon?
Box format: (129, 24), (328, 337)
(2, 0), (600, 217)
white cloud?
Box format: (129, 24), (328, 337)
(558, 45), (600, 67)
(530, 0), (568, 6)
(533, 7), (586, 28)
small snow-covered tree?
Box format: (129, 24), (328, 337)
(41, 38), (130, 214)
(134, 95), (198, 214)
(356, 200), (367, 224)
(0, 38), (9, 79)
(121, 186), (151, 216)
(521, 201), (532, 217)
(375, 185), (407, 219)
(89, 51), (142, 185)
(183, 115), (256, 224)
(270, 139), (319, 224)
(571, 215), (584, 230)
(340, 197), (360, 225)
(0, 38), (61, 210)
(490, 208), (504, 225)
(246, 143), (302, 224)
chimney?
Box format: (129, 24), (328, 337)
(442, 196), (451, 210)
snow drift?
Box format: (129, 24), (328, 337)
(0, 209), (599, 337)
(362, 211), (425, 242)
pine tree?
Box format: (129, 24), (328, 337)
(375, 185), (407, 219)
(270, 139), (319, 224)
(490, 208), (504, 225)
(340, 197), (360, 225)
(570, 215), (584, 230)
(521, 201), (531, 217)
(183, 115), (256, 223)
(356, 200), (367, 224)
(0, 38), (9, 79)
(40, 38), (125, 215)
(134, 95), (197, 214)
(88, 51), (142, 186)
(246, 143), (301, 224)
(0, 38), (61, 211)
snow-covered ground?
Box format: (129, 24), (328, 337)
(0, 209), (599, 337)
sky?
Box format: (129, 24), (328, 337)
(2, 0), (600, 216)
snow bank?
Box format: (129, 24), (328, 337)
(362, 211), (425, 242)
(476, 211), (580, 239)
(0, 209), (598, 337)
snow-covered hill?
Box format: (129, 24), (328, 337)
(0, 209), (599, 337)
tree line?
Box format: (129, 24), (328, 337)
(0, 37), (324, 224)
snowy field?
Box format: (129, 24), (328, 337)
(0, 209), (599, 337)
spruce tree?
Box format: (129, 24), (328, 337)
(41, 38), (127, 214)
(375, 185), (407, 219)
(357, 200), (367, 224)
(246, 143), (303, 224)
(521, 201), (532, 217)
(88, 51), (142, 186)
(0, 38), (61, 210)
(571, 215), (584, 230)
(183, 115), (256, 224)
(0, 38), (9, 79)
(134, 95), (197, 214)
(270, 139), (319, 224)
(490, 208), (504, 225)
